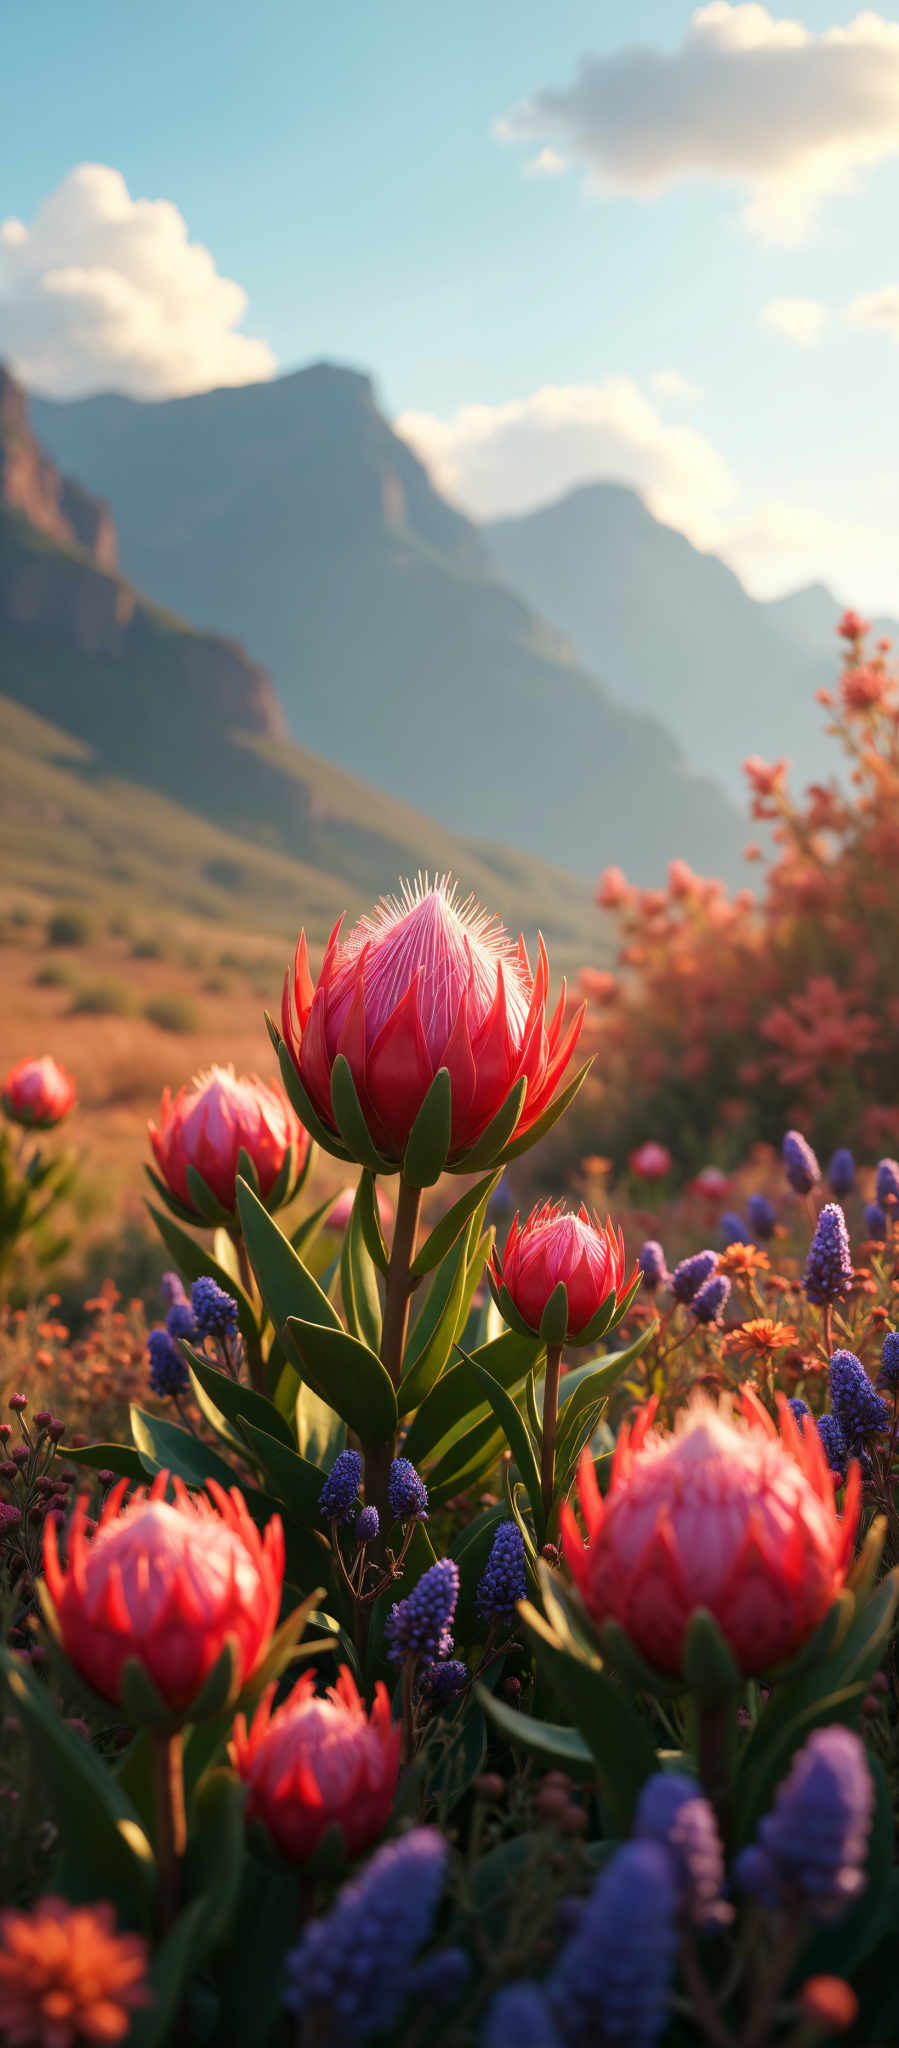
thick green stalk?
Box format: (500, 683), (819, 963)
(151, 1727), (187, 1935)
(361, 1175), (422, 1584)
(541, 1343), (563, 1524)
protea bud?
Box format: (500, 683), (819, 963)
(42, 1471), (284, 1722)
(561, 1390), (859, 1679)
(278, 876), (585, 1183)
(2, 1055), (76, 1129)
(489, 1200), (639, 1345)
(231, 1665), (401, 1863)
(148, 1063), (309, 1223)
(629, 1141), (672, 1181)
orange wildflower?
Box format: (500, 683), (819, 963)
(718, 1243), (770, 1278)
(722, 1318), (799, 1363)
(0, 1897), (150, 2047)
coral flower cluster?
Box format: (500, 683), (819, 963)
(2, 1056), (76, 1130)
(42, 1471), (284, 1716)
(281, 874), (583, 1168)
(231, 1666), (401, 1862)
(0, 1896), (149, 2048)
(562, 1391), (860, 1676)
(149, 1063), (307, 1219)
(490, 1200), (637, 1340)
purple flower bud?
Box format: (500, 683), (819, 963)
(829, 1350), (888, 1448)
(191, 1275), (239, 1339)
(634, 1772), (730, 1930)
(746, 1191), (776, 1240)
(356, 1504), (379, 1543)
(692, 1274), (731, 1327)
(166, 1299), (198, 1342)
(788, 1396), (810, 1424)
(475, 1521), (527, 1627)
(782, 1129), (821, 1195)
(637, 1241), (669, 1291)
(388, 1456), (429, 1522)
(483, 1983), (564, 2048)
(879, 1331), (899, 1394)
(828, 1148), (855, 1197)
(318, 1448), (362, 1524)
(160, 1271), (189, 1309)
(284, 1828), (447, 2040)
(147, 1329), (189, 1398)
(865, 1202), (888, 1243)
(803, 1203), (853, 1307)
(817, 1414), (848, 1480)
(720, 1213), (751, 1247)
(548, 1840), (677, 2047)
(876, 1158), (899, 1207)
(734, 1727), (873, 1921)
(671, 1249), (717, 1305)
(386, 1558), (459, 1666)
(420, 1658), (468, 1704)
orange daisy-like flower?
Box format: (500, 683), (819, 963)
(0, 1896), (150, 2047)
(718, 1242), (770, 1279)
(722, 1318), (799, 1363)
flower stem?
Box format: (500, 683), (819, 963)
(541, 1344), (563, 1524)
(695, 1697), (737, 1843)
(401, 1652), (417, 1763)
(359, 1178), (422, 1648)
(151, 1728), (187, 1935)
(233, 1231), (265, 1395)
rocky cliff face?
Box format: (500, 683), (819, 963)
(0, 364), (285, 740)
(0, 367), (118, 571)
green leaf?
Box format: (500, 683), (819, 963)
(525, 1623), (657, 1833)
(478, 1688), (596, 1776)
(425, 1417), (510, 1506)
(290, 1188), (347, 1258)
(185, 1163), (233, 1226)
(399, 1221), (479, 1416)
(423, 1699), (487, 1814)
(184, 1768), (246, 1950)
(402, 1067), (453, 1187)
(330, 1054), (393, 1173)
(453, 1078), (526, 1173)
(355, 1170), (389, 1274)
(236, 1176), (342, 1335)
(235, 1419), (329, 1524)
(295, 1381), (346, 1469)
(456, 1342), (545, 1540)
(411, 1169), (502, 1279)
(277, 1040), (350, 1162)
(285, 1316), (397, 1441)
(129, 1407), (239, 1491)
(146, 1203), (258, 1342)
(209, 1859), (301, 2048)
(128, 1897), (209, 2048)
(497, 1057), (593, 1164)
(185, 1349), (294, 1452)
(340, 1178), (383, 1351)
(403, 1329), (540, 1468)
(67, 1441), (146, 1483)
(0, 1649), (155, 1916)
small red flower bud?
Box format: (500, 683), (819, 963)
(149, 1064), (307, 1220)
(231, 1666), (400, 1862)
(2, 1056), (76, 1129)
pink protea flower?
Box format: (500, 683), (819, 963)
(489, 1200), (638, 1344)
(2, 1056), (76, 1129)
(148, 1063), (308, 1219)
(629, 1140), (672, 1181)
(690, 1164), (730, 1200)
(231, 1665), (401, 1862)
(561, 1391), (860, 1678)
(42, 1471), (284, 1719)
(279, 875), (584, 1173)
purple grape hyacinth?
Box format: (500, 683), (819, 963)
(637, 1241), (669, 1291)
(318, 1448), (362, 1525)
(386, 1558), (459, 1665)
(746, 1191), (776, 1240)
(829, 1349), (888, 1448)
(783, 1129), (821, 1195)
(191, 1275), (239, 1340)
(692, 1274), (731, 1327)
(147, 1328), (189, 1399)
(283, 1828), (448, 2042)
(671, 1249), (717, 1305)
(828, 1148), (855, 1197)
(388, 1456), (429, 1522)
(634, 1773), (730, 1930)
(734, 1726), (873, 1920)
(876, 1158), (899, 1208)
(475, 1521), (527, 1627)
(548, 1840), (677, 2046)
(803, 1203), (853, 1307)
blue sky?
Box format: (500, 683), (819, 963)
(4, 0), (899, 606)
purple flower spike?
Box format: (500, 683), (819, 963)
(783, 1130), (821, 1195)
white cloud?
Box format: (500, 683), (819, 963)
(497, 5), (899, 241)
(395, 379), (736, 531)
(523, 147), (567, 179)
(847, 283), (899, 337)
(762, 296), (828, 344)
(651, 368), (703, 401)
(0, 164), (276, 399)
(396, 379), (899, 611)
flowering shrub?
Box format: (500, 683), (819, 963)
(578, 618), (899, 1170)
(1, 863), (899, 2048)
